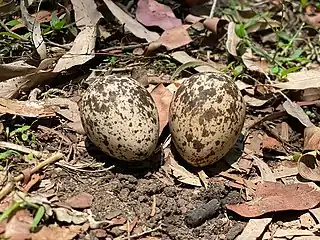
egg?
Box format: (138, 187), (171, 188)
(169, 72), (246, 167)
(79, 75), (160, 161)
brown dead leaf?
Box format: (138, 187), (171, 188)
(262, 136), (286, 154)
(148, 25), (192, 51)
(0, 98), (56, 117)
(162, 148), (202, 187)
(103, 0), (160, 42)
(298, 151), (320, 181)
(227, 181), (320, 217)
(31, 224), (83, 240)
(304, 7), (320, 27)
(0, 60), (36, 81)
(150, 84), (173, 135)
(110, 217), (127, 226)
(136, 0), (181, 30)
(0, 71), (58, 99)
(23, 174), (41, 192)
(303, 126), (320, 151)
(4, 209), (33, 240)
(65, 192), (93, 209)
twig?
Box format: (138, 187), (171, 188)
(45, 38), (72, 50)
(0, 141), (43, 158)
(0, 152), (64, 200)
(97, 43), (149, 53)
(114, 225), (162, 240)
(209, 0), (218, 18)
(55, 161), (115, 173)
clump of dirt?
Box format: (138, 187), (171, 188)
(50, 150), (245, 240)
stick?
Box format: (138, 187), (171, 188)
(0, 141), (43, 158)
(0, 152), (64, 200)
(115, 226), (162, 240)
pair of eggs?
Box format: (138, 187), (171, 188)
(79, 72), (246, 167)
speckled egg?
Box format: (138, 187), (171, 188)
(79, 75), (159, 161)
(169, 72), (246, 167)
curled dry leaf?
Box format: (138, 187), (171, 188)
(304, 126), (320, 151)
(184, 14), (204, 24)
(226, 22), (241, 57)
(298, 151), (320, 181)
(282, 100), (314, 128)
(203, 18), (228, 35)
(227, 181), (320, 218)
(236, 218), (272, 240)
(136, 0), (182, 30)
(150, 84), (173, 135)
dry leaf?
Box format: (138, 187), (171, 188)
(304, 126), (320, 151)
(184, 14), (204, 24)
(162, 148), (202, 187)
(299, 212), (316, 229)
(170, 51), (217, 73)
(273, 229), (315, 238)
(20, 0), (46, 59)
(150, 84), (173, 134)
(235, 218), (272, 240)
(273, 70), (320, 90)
(65, 192), (93, 209)
(203, 18), (228, 35)
(92, 229), (107, 238)
(31, 225), (83, 240)
(0, 61), (36, 81)
(148, 25), (192, 51)
(71, 0), (102, 30)
(136, 0), (182, 30)
(298, 151), (320, 181)
(0, 72), (58, 99)
(53, 26), (96, 72)
(262, 136), (286, 155)
(243, 95), (270, 107)
(226, 22), (241, 57)
(102, 0), (160, 42)
(0, 98), (56, 117)
(53, 207), (89, 224)
(4, 209), (33, 240)
(242, 48), (270, 74)
(253, 156), (276, 182)
(227, 182), (320, 218)
(283, 100), (314, 128)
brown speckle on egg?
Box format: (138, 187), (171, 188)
(79, 75), (160, 161)
(169, 72), (246, 167)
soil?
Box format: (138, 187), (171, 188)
(46, 138), (246, 240)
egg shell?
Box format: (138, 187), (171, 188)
(169, 72), (246, 167)
(79, 75), (160, 161)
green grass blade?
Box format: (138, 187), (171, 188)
(31, 205), (45, 232)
